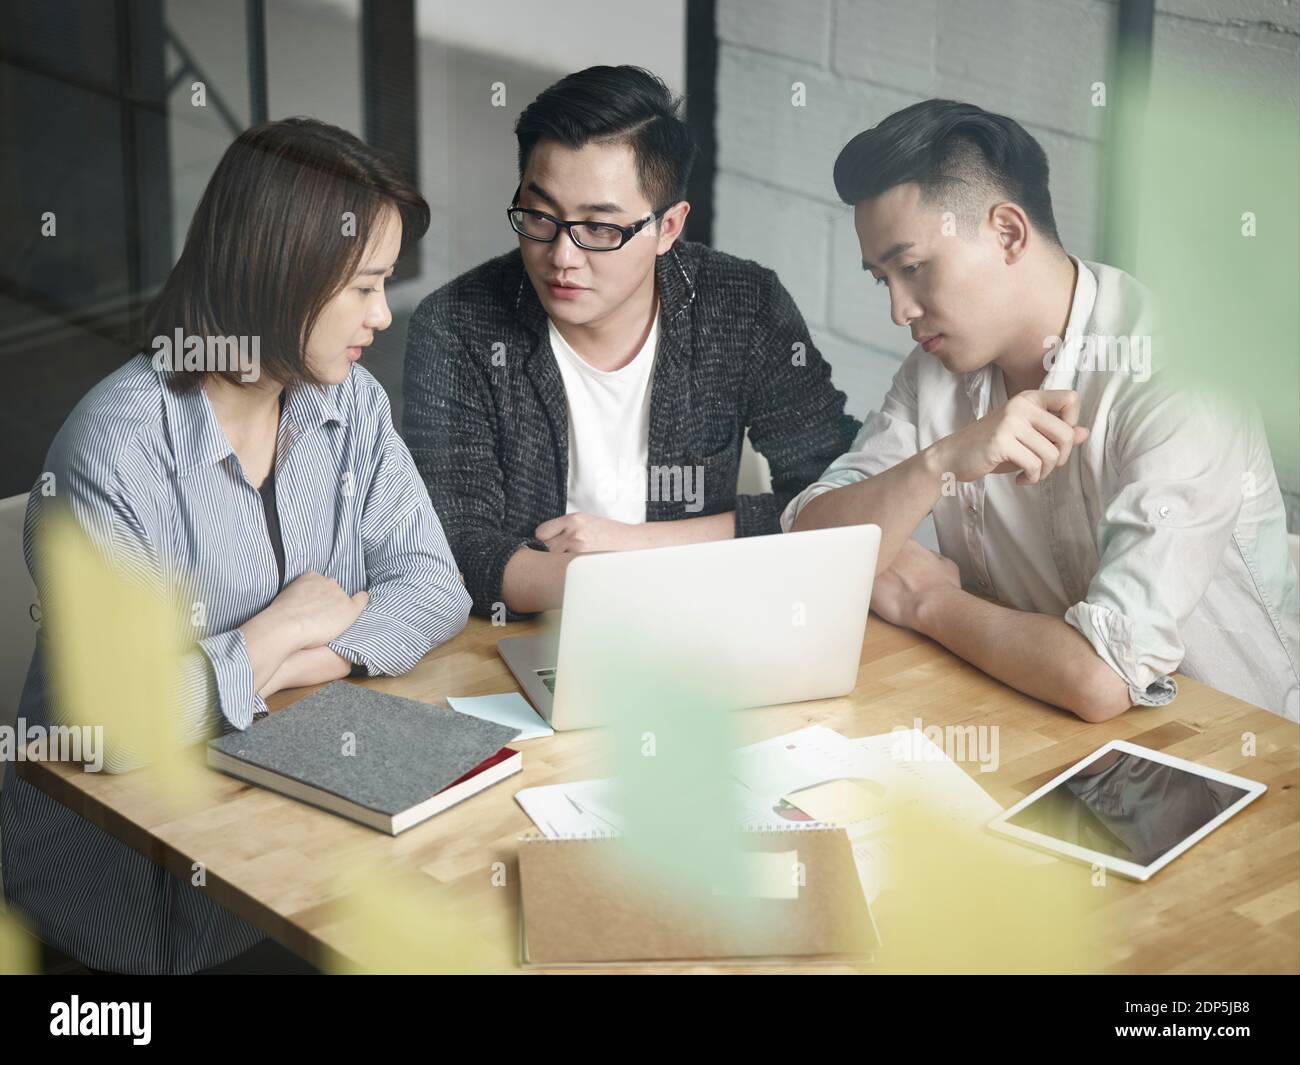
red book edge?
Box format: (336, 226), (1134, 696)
(438, 747), (518, 793)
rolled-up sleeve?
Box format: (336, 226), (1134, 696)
(27, 449), (263, 771)
(193, 628), (266, 732)
(780, 349), (924, 532)
(328, 396), (472, 676)
(1064, 387), (1249, 706)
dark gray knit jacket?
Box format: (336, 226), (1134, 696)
(402, 241), (861, 618)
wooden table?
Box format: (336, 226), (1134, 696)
(18, 615), (1300, 974)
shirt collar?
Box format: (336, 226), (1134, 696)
(160, 374), (234, 475)
(161, 370), (346, 476)
(1041, 255), (1098, 391)
(962, 255), (1099, 404)
(283, 378), (347, 440)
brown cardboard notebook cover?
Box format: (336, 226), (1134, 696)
(518, 826), (878, 966)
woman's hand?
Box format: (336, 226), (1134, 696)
(241, 572), (366, 696)
(257, 645), (353, 699)
(268, 571), (369, 648)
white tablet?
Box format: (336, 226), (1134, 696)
(987, 740), (1267, 881)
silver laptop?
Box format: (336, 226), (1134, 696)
(497, 524), (880, 730)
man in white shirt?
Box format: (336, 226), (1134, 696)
(785, 100), (1299, 722)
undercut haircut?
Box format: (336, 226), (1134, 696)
(833, 99), (1062, 246)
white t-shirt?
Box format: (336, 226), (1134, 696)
(548, 312), (659, 524)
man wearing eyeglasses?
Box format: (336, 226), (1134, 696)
(404, 66), (860, 617)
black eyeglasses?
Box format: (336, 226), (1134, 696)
(507, 185), (673, 252)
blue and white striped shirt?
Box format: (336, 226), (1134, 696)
(1, 354), (471, 973)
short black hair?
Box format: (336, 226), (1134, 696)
(833, 99), (1061, 246)
(514, 65), (697, 209)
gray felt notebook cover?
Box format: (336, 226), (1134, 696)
(207, 681), (521, 816)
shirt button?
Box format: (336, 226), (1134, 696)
(1158, 505), (1170, 519)
(968, 503), (978, 514)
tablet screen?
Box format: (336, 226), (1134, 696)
(1006, 749), (1249, 867)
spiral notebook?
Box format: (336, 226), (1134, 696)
(517, 824), (879, 967)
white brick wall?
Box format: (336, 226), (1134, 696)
(716, 45), (924, 206)
(832, 0), (940, 96)
(1156, 0), (1299, 33)
(714, 0), (1117, 426)
(1152, 7), (1300, 111)
(712, 172), (840, 326)
(934, 0), (1116, 141)
(718, 0), (833, 65)
(713, 0), (1299, 525)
